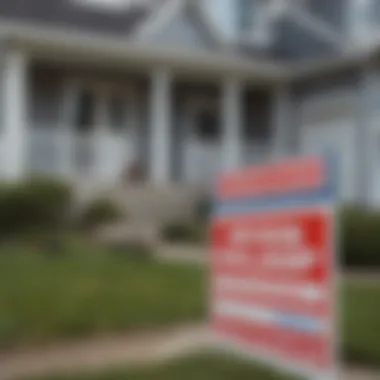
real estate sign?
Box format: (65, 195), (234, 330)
(210, 155), (338, 379)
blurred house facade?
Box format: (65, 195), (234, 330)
(0, 0), (379, 203)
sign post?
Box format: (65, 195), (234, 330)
(210, 155), (339, 379)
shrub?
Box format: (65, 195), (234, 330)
(161, 220), (206, 244)
(340, 205), (380, 268)
(78, 197), (124, 231)
(0, 177), (72, 240)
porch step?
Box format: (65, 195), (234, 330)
(97, 222), (160, 247)
(110, 184), (206, 225)
(75, 181), (208, 227)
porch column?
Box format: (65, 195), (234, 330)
(149, 68), (172, 183)
(272, 85), (292, 158)
(221, 77), (243, 172)
(1, 50), (28, 179)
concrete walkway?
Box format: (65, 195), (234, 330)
(0, 324), (378, 380)
(0, 324), (209, 380)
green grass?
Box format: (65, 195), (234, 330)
(1, 247), (380, 369)
(25, 353), (301, 380)
(0, 249), (206, 350)
(343, 280), (380, 368)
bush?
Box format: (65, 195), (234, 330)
(341, 205), (380, 268)
(161, 220), (206, 244)
(0, 177), (72, 241)
(78, 197), (124, 231)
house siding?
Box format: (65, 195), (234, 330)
(307, 0), (347, 34)
(201, 0), (237, 40)
(144, 6), (214, 49)
(273, 18), (337, 61)
(292, 68), (361, 203)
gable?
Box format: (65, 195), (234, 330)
(137, 3), (217, 50)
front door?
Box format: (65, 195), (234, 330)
(98, 91), (136, 182)
(72, 85), (136, 182)
(183, 101), (221, 183)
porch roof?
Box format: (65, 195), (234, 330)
(0, 19), (286, 85)
(1, 19), (380, 85)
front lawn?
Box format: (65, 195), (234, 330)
(0, 249), (206, 350)
(1, 247), (380, 370)
(343, 280), (380, 368)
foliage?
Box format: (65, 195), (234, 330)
(343, 280), (380, 368)
(1, 247), (380, 369)
(78, 197), (124, 231)
(0, 250), (206, 349)
(340, 205), (380, 268)
(161, 220), (206, 244)
(0, 177), (72, 240)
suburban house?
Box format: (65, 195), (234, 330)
(0, 0), (380, 204)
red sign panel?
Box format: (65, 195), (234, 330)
(211, 156), (337, 379)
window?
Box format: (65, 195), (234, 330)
(74, 89), (96, 132)
(194, 110), (220, 142)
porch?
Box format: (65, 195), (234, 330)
(0, 47), (293, 185)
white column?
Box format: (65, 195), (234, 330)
(149, 68), (172, 182)
(2, 50), (28, 179)
(221, 77), (242, 172)
(272, 85), (292, 159)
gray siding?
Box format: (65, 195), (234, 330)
(145, 6), (214, 49)
(370, 2), (380, 29)
(292, 68), (360, 100)
(273, 18), (337, 61)
(307, 0), (347, 34)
